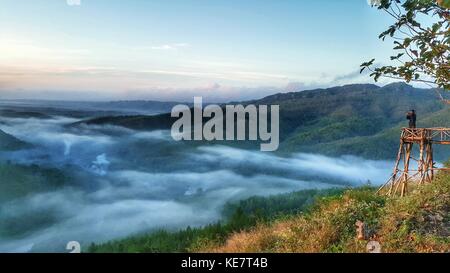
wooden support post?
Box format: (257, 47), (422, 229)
(418, 139), (427, 185)
(418, 140), (424, 177)
(401, 143), (412, 197)
(380, 128), (448, 197)
(429, 143), (434, 181)
(423, 142), (431, 183)
(388, 140), (404, 195)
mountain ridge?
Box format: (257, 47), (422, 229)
(0, 129), (29, 151)
(70, 83), (450, 159)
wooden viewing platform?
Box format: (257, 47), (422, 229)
(378, 127), (450, 197)
(401, 127), (450, 145)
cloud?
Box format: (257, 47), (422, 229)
(150, 43), (190, 50)
(0, 80), (12, 89)
(0, 109), (394, 252)
(332, 69), (368, 82)
(67, 0), (81, 6)
(192, 146), (392, 185)
(0, 116), (115, 166)
(0, 190), (218, 252)
(284, 82), (312, 92)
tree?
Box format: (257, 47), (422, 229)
(361, 0), (450, 102)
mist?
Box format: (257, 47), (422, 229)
(0, 106), (393, 252)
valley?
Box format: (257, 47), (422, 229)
(0, 83), (449, 252)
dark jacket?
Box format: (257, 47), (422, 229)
(406, 111), (417, 128)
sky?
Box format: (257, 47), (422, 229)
(0, 0), (400, 101)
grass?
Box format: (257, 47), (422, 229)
(201, 168), (450, 253)
(88, 189), (344, 253)
(89, 165), (450, 253)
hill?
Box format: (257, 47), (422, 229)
(282, 107), (450, 160)
(0, 129), (29, 151)
(201, 166), (450, 253)
(89, 165), (450, 253)
(0, 162), (73, 238)
(0, 162), (69, 203)
(72, 82), (450, 159)
(88, 189), (345, 253)
(90, 100), (192, 114)
(0, 109), (52, 119)
(0, 99), (191, 117)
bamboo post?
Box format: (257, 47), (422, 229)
(387, 140), (404, 195)
(381, 128), (449, 197)
(401, 143), (412, 197)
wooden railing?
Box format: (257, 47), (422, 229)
(379, 127), (450, 197)
(401, 127), (450, 144)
